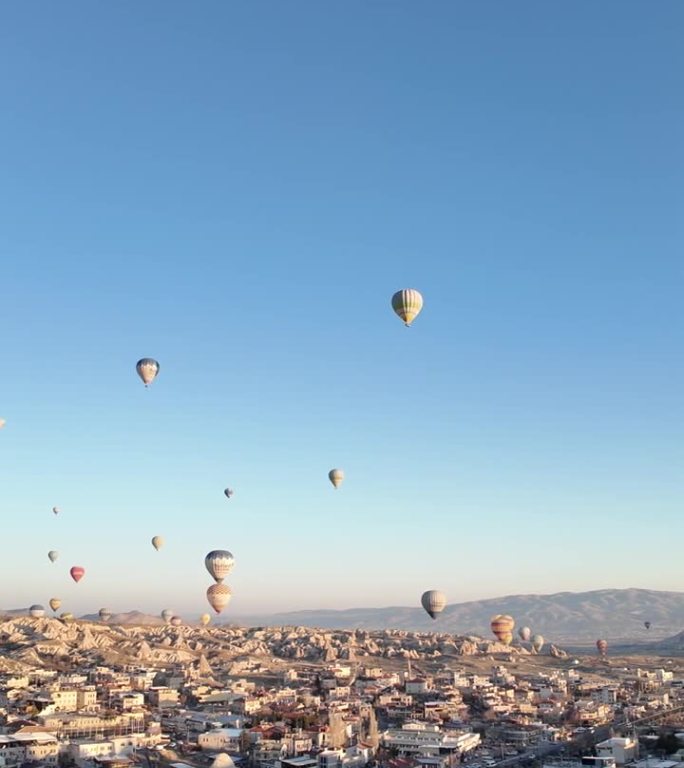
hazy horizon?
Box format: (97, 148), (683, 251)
(1, 2), (682, 617)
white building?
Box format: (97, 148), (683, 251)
(198, 728), (244, 752)
(0, 733), (59, 766)
(596, 738), (638, 766)
(382, 724), (480, 756)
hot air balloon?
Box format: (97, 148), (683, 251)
(421, 590), (447, 620)
(207, 583), (232, 614)
(596, 639), (608, 656)
(70, 566), (85, 583)
(49, 598), (61, 613)
(170, 616), (182, 627)
(29, 604), (45, 618)
(161, 609), (173, 623)
(391, 289), (424, 327)
(52, 506), (60, 515)
(48, 550), (59, 563)
(0, 419), (6, 429)
(99, 608), (112, 622)
(151, 536), (164, 551)
(531, 634), (545, 653)
(328, 469), (344, 489)
(205, 550), (235, 583)
(60, 612), (74, 622)
(491, 615), (515, 643)
(519, 626), (531, 642)
(224, 488), (234, 499)
(136, 358), (159, 387)
(644, 621), (651, 630)
(200, 613), (211, 626)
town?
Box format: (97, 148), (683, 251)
(0, 617), (682, 768)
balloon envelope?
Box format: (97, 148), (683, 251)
(48, 550), (59, 563)
(491, 614), (515, 641)
(207, 583), (232, 614)
(0, 419), (5, 429)
(151, 536), (164, 551)
(200, 613), (211, 626)
(70, 566), (85, 583)
(224, 488), (234, 499)
(49, 598), (61, 613)
(519, 626), (531, 642)
(29, 604), (45, 618)
(596, 639), (608, 654)
(99, 608), (112, 622)
(161, 609), (173, 623)
(531, 634), (544, 652)
(52, 506), (60, 515)
(644, 621), (651, 630)
(328, 469), (344, 489)
(391, 289), (424, 326)
(205, 550), (235, 583)
(170, 616), (182, 627)
(136, 358), (159, 386)
(421, 590), (447, 620)
(60, 612), (74, 621)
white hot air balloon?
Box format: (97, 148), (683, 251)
(391, 289), (424, 327)
(151, 536), (164, 551)
(421, 590), (447, 620)
(52, 506), (60, 515)
(136, 358), (160, 387)
(161, 609), (173, 623)
(328, 468), (344, 489)
(0, 418), (6, 429)
(207, 583), (232, 614)
(205, 550), (235, 583)
(48, 550), (59, 563)
(519, 626), (532, 642)
(29, 604), (45, 618)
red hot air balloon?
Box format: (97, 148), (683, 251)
(70, 566), (85, 583)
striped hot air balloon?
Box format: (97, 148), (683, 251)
(391, 289), (424, 327)
(490, 614), (515, 642)
(421, 590), (447, 620)
(207, 583), (232, 614)
(205, 550), (234, 583)
(29, 604), (45, 618)
(328, 469), (344, 489)
(136, 358), (159, 387)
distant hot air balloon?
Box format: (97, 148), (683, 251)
(136, 358), (159, 387)
(391, 289), (424, 327)
(161, 609), (173, 623)
(70, 566), (85, 583)
(207, 583), (232, 614)
(328, 469), (344, 489)
(421, 590), (447, 620)
(52, 506), (60, 515)
(224, 488), (234, 499)
(151, 536), (164, 551)
(531, 634), (545, 653)
(99, 608), (112, 622)
(60, 612), (74, 622)
(519, 626), (531, 642)
(0, 418), (6, 429)
(29, 604), (45, 618)
(170, 616), (182, 627)
(491, 615), (515, 643)
(49, 598), (61, 613)
(644, 621), (651, 630)
(200, 613), (211, 626)
(48, 550), (59, 563)
(205, 550), (235, 583)
(596, 638), (608, 656)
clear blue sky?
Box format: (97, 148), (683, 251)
(0, 2), (682, 619)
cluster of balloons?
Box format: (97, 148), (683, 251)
(518, 626), (544, 652)
(205, 550), (234, 614)
(26, 291), (424, 626)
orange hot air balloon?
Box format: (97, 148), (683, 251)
(70, 566), (85, 583)
(596, 638), (608, 655)
(207, 583), (232, 614)
(490, 614), (515, 642)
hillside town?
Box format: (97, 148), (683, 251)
(0, 618), (682, 768)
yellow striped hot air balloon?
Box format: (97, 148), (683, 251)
(490, 614), (515, 642)
(391, 289), (423, 327)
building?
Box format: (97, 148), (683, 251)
(381, 724), (480, 757)
(198, 728), (244, 752)
(595, 738), (638, 766)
